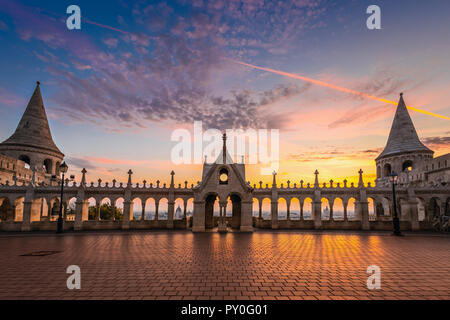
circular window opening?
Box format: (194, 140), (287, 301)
(219, 168), (228, 184)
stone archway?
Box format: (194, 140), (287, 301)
(230, 194), (242, 229)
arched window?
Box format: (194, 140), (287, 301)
(402, 160), (413, 172)
(383, 163), (392, 177)
(19, 155), (31, 169)
(43, 159), (52, 174)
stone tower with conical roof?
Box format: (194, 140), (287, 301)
(375, 93), (434, 184)
(0, 82), (64, 177)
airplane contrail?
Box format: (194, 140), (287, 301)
(84, 19), (131, 35)
(228, 59), (450, 120)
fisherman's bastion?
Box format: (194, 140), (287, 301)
(0, 82), (449, 233)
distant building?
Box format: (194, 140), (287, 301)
(0, 82), (64, 185)
(375, 93), (449, 186)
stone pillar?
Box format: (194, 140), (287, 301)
(192, 200), (205, 232)
(167, 200), (174, 229)
(122, 200), (132, 230)
(258, 199), (262, 219)
(358, 200), (370, 230)
(313, 188), (322, 229)
(271, 171), (278, 229)
(240, 199), (253, 232)
(300, 200), (304, 221)
(141, 201), (146, 221)
(110, 202), (115, 221)
(74, 198), (88, 231)
(343, 202), (348, 222)
(96, 203), (101, 221)
(21, 200), (32, 231)
(21, 188), (34, 231)
(39, 198), (44, 221)
(286, 199), (291, 221)
(408, 199), (420, 231)
(167, 170), (175, 228)
(329, 201), (334, 221)
(313, 200), (322, 229)
(271, 198), (278, 229)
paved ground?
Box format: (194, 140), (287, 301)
(0, 230), (449, 300)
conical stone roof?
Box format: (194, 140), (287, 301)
(376, 93), (432, 160)
(0, 82), (63, 157)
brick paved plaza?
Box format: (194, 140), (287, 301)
(0, 230), (449, 300)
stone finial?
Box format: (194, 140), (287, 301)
(329, 179), (333, 188)
(259, 181), (262, 188)
(156, 180), (160, 188)
(81, 168), (87, 186)
(127, 169), (133, 186)
(98, 178), (102, 187)
(184, 181), (188, 188)
(287, 180), (290, 188)
(358, 169), (364, 188)
(170, 170), (175, 187)
(112, 179), (116, 187)
(272, 171), (277, 188)
(343, 179), (348, 188)
(314, 170), (319, 188)
(300, 180), (303, 188)
(400, 92), (403, 97)
(143, 180), (147, 188)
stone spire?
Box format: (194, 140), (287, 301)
(222, 132), (227, 164)
(376, 93), (432, 160)
(0, 82), (63, 157)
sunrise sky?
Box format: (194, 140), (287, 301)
(0, 0), (449, 187)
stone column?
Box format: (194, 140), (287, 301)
(329, 201), (334, 221)
(111, 203), (116, 221)
(21, 200), (32, 231)
(21, 188), (34, 231)
(358, 200), (370, 230)
(96, 203), (101, 221)
(313, 188), (322, 229)
(271, 198), (278, 229)
(122, 200), (132, 230)
(167, 170), (175, 228)
(271, 171), (278, 229)
(286, 199), (291, 221)
(192, 200), (205, 232)
(74, 198), (88, 231)
(141, 201), (146, 221)
(408, 198), (420, 231)
(167, 200), (174, 229)
(240, 199), (253, 232)
(313, 200), (322, 229)
(343, 202), (348, 222)
(258, 199), (262, 219)
(300, 200), (304, 221)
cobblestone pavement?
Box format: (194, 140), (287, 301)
(0, 230), (449, 300)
